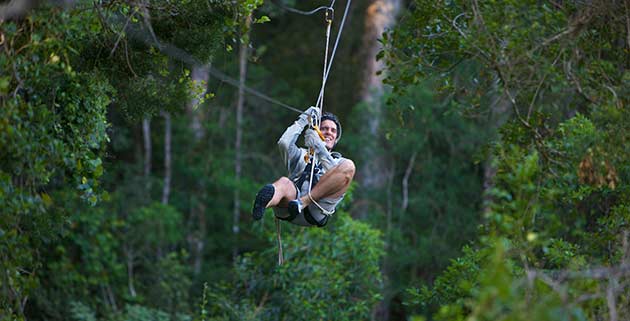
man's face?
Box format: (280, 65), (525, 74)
(320, 119), (338, 150)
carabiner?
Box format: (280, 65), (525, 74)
(325, 7), (334, 24)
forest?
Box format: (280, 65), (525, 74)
(2, 0), (630, 320)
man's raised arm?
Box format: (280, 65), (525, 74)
(277, 106), (319, 170)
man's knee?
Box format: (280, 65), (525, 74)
(277, 176), (291, 184)
(274, 177), (295, 194)
(339, 159), (356, 180)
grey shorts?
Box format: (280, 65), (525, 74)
(273, 182), (343, 227)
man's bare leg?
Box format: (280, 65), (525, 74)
(269, 177), (297, 208)
(300, 159), (355, 207)
(253, 176), (297, 220)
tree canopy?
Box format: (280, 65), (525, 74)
(3, 0), (630, 320)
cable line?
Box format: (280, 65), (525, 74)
(272, 0), (336, 16)
(114, 0), (351, 118)
(205, 66), (303, 114)
(117, 13), (304, 114)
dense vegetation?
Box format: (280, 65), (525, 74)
(385, 0), (630, 320)
(2, 0), (630, 320)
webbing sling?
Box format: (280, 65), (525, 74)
(294, 162), (322, 192)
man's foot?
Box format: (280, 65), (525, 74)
(288, 199), (304, 219)
(252, 184), (275, 220)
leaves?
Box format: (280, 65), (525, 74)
(385, 1), (630, 320)
(208, 213), (384, 320)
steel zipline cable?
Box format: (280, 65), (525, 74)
(271, 0), (336, 16)
(272, 0), (353, 111)
(117, 0), (350, 118)
(120, 19), (304, 114)
(315, 0), (351, 110)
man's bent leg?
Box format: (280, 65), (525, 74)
(300, 159), (355, 207)
(270, 177), (298, 208)
(252, 177), (298, 221)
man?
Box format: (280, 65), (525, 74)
(252, 107), (355, 227)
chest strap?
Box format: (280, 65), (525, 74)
(293, 162), (322, 191)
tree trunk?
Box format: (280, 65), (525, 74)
(188, 66), (209, 140)
(377, 161), (396, 321)
(193, 204), (206, 276)
(142, 117), (152, 182)
(357, 0), (402, 220)
(186, 65), (209, 276)
(358, 2), (401, 320)
(161, 111), (172, 205)
(482, 89), (511, 213)
(153, 112), (172, 257)
(127, 117), (151, 302)
(233, 14), (251, 260)
(125, 245), (136, 298)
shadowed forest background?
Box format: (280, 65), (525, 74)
(2, 0), (630, 320)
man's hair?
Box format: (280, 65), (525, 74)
(321, 112), (342, 144)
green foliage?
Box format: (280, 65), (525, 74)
(384, 0), (630, 123)
(70, 302), (192, 321)
(385, 1), (630, 319)
(406, 246), (484, 311)
(127, 202), (184, 248)
(206, 213), (385, 320)
(445, 240), (590, 321)
(1, 8), (112, 317)
(343, 79), (489, 316)
(69, 302), (97, 321)
(0, 0), (400, 319)
(32, 193), (191, 319)
(146, 251), (192, 314)
(276, 214), (384, 320)
(1, 0), (248, 318)
(20, 0), (630, 319)
(408, 112), (629, 319)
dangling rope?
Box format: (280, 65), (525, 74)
(275, 217), (284, 265)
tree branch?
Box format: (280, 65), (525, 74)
(527, 51), (562, 120)
(448, 12), (492, 62)
(110, 8), (137, 56)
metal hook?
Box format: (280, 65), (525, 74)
(325, 7), (334, 24)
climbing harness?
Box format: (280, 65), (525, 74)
(305, 116), (335, 216)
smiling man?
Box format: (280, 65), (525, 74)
(252, 107), (355, 227)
